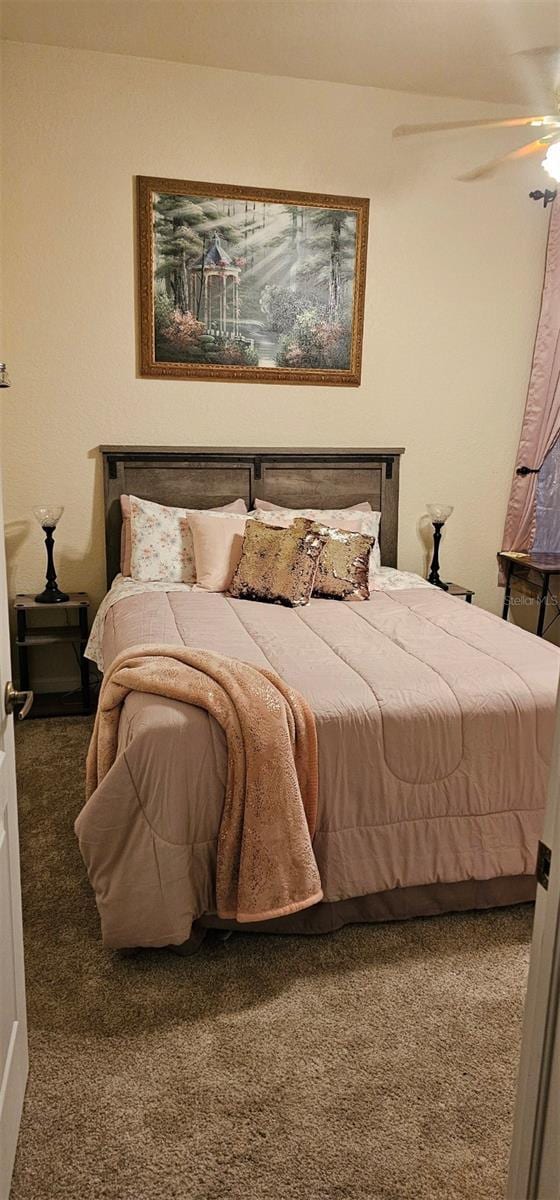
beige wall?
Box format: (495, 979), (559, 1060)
(0, 41), (549, 656)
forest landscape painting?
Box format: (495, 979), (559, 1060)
(138, 177), (369, 385)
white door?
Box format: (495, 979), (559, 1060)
(507, 675), (560, 1199)
(0, 464), (29, 1200)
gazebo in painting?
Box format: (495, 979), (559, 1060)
(189, 232), (241, 335)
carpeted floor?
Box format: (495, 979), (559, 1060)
(10, 716), (531, 1200)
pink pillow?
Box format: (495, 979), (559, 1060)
(186, 512), (249, 592)
(253, 498), (372, 513)
(254, 506), (381, 577)
(255, 510), (366, 533)
(120, 495), (247, 577)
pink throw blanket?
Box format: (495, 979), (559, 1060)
(84, 645), (322, 925)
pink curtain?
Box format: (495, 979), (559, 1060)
(501, 199), (560, 567)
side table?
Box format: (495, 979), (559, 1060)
(498, 552), (560, 639)
(14, 592), (92, 717)
(443, 582), (475, 603)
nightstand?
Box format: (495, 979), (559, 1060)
(14, 592), (92, 717)
(441, 583), (475, 603)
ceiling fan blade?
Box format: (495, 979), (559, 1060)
(393, 116), (559, 138)
(456, 135), (558, 182)
(510, 46), (560, 105)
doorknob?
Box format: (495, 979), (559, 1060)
(4, 681), (34, 720)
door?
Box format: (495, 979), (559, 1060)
(0, 465), (29, 1200)
(507, 675), (560, 1199)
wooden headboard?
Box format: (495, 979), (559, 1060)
(100, 446), (405, 587)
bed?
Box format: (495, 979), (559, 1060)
(76, 446), (560, 949)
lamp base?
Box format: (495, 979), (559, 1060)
(34, 586), (69, 604)
(428, 577), (449, 591)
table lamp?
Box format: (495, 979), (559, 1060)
(33, 505), (69, 603)
(427, 503), (454, 590)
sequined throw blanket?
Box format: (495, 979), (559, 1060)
(83, 645), (322, 925)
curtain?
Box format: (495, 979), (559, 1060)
(500, 199), (560, 568)
(534, 435), (560, 551)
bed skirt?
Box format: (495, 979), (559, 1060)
(197, 875), (536, 938)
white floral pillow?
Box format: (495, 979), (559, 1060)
(129, 496), (247, 583)
(254, 506), (382, 574)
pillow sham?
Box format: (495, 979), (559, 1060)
(254, 506), (382, 574)
(229, 519), (326, 607)
(186, 511), (249, 592)
(296, 519), (373, 601)
(254, 497), (372, 513)
(128, 495), (247, 583)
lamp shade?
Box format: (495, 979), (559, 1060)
(33, 505), (64, 528)
(426, 503), (454, 524)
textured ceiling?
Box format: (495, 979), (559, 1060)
(1, 0), (559, 107)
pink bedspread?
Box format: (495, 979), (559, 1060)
(76, 587), (560, 947)
(84, 645), (321, 925)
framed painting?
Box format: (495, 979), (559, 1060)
(137, 176), (369, 386)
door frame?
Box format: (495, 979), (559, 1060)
(0, 466), (29, 1200)
(507, 676), (560, 1198)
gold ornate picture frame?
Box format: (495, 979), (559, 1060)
(137, 176), (369, 386)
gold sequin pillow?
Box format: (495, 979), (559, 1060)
(229, 519), (326, 607)
(293, 518), (373, 601)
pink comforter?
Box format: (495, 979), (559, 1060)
(76, 587), (560, 947)
(84, 645), (321, 925)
